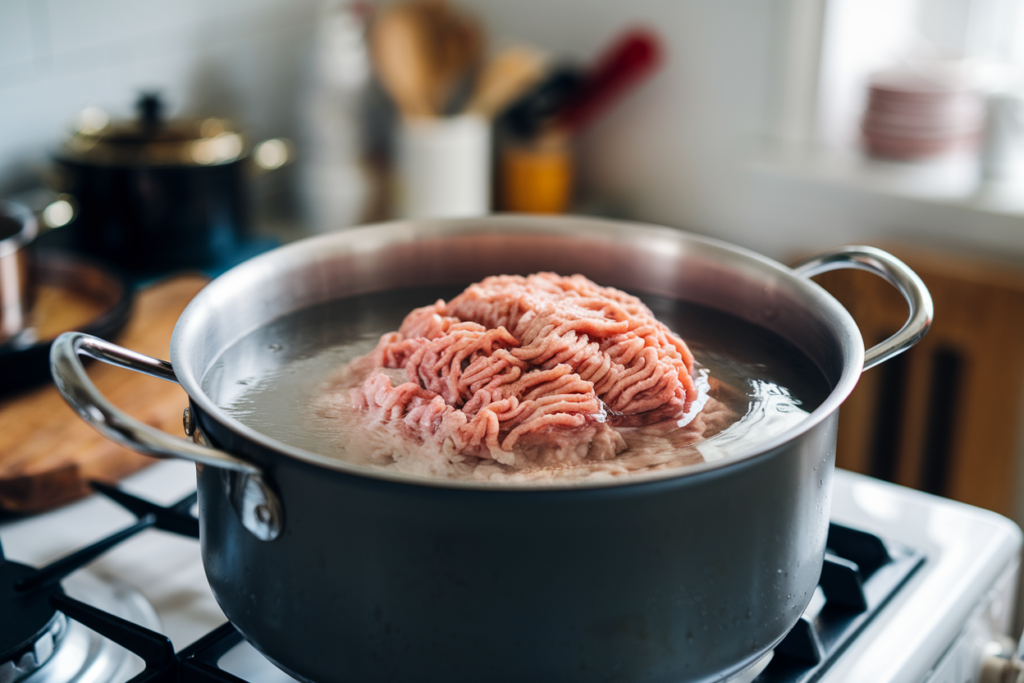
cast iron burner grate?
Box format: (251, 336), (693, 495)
(0, 482), (924, 683)
(753, 524), (925, 683)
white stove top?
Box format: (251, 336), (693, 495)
(827, 470), (1020, 682)
(1, 462), (1020, 683)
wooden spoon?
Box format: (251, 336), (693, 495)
(465, 46), (547, 119)
(370, 2), (438, 118)
(414, 0), (483, 114)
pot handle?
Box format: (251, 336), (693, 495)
(791, 246), (933, 371)
(50, 332), (283, 541)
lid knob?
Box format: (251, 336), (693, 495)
(137, 92), (163, 127)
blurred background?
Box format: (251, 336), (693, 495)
(5, 0), (1024, 530)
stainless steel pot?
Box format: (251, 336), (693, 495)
(0, 195), (74, 347)
(49, 216), (931, 683)
(0, 200), (38, 346)
(52, 94), (290, 274)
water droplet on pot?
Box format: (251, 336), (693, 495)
(269, 343), (283, 352)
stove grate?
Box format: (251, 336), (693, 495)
(2, 481), (926, 683)
(754, 524), (925, 682)
(0, 482), (197, 683)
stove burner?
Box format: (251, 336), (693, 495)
(0, 546), (66, 683)
(23, 573), (160, 683)
(0, 559), (160, 683)
(0, 483), (197, 683)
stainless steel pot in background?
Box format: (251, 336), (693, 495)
(0, 195), (74, 346)
(51, 94), (291, 274)
(0, 193), (130, 395)
(49, 216), (932, 683)
(0, 200), (38, 346)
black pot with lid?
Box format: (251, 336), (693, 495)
(53, 93), (290, 275)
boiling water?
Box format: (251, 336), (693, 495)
(203, 285), (832, 482)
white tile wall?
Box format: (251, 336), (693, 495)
(0, 1), (37, 72)
(0, 0), (320, 201)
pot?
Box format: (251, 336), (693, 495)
(0, 200), (38, 346)
(49, 216), (932, 683)
(0, 195), (78, 348)
(52, 94), (291, 273)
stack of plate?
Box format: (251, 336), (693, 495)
(861, 65), (984, 160)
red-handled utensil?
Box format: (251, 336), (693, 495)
(555, 28), (663, 131)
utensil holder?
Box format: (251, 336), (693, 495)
(395, 114), (491, 219)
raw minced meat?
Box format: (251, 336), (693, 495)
(314, 273), (741, 480)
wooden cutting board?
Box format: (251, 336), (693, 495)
(0, 274), (209, 512)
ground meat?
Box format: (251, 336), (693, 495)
(340, 273), (705, 468)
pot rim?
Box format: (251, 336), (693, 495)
(0, 199), (38, 257)
(172, 215), (864, 491)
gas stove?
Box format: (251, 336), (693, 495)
(0, 461), (1020, 683)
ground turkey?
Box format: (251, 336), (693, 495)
(318, 273), (741, 477)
